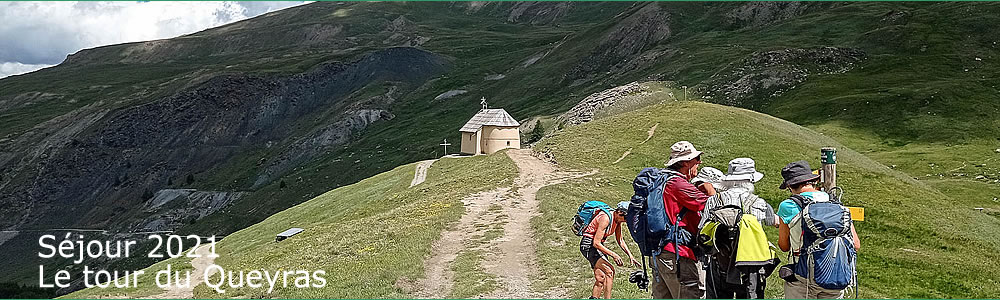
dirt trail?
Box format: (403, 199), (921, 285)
(413, 188), (509, 298)
(413, 149), (594, 298)
(483, 149), (595, 298)
(410, 159), (437, 187)
(613, 148), (633, 164)
(148, 244), (217, 299)
(642, 123), (659, 144)
(614, 123), (658, 164)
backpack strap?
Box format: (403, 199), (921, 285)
(659, 169), (685, 225)
(600, 209), (615, 237)
(788, 194), (811, 209)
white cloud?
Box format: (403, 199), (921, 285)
(0, 62), (54, 78)
(0, 1), (305, 78)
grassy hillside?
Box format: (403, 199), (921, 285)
(531, 100), (1000, 298)
(654, 2), (1000, 235)
(7, 1), (1000, 293)
(68, 98), (1000, 299)
(65, 154), (517, 298)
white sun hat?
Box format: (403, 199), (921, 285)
(665, 141), (703, 167)
(724, 157), (764, 183)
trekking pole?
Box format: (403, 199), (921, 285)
(707, 256), (719, 298)
(642, 255), (650, 292)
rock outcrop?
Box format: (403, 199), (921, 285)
(567, 3), (672, 84)
(724, 2), (819, 28)
(559, 82), (651, 125)
(701, 47), (866, 109)
(135, 189), (247, 231)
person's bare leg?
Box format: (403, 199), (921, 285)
(602, 262), (615, 299)
(594, 258), (615, 299)
(592, 264), (606, 298)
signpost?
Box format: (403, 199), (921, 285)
(820, 147), (837, 191)
(821, 147), (864, 221)
(848, 207), (865, 221)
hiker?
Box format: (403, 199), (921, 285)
(698, 158), (780, 299)
(776, 160), (861, 299)
(703, 158), (779, 229)
(580, 201), (642, 299)
(692, 167), (726, 195)
(650, 141), (712, 299)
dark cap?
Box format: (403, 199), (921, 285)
(779, 160), (820, 189)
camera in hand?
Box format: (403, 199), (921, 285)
(628, 270), (649, 290)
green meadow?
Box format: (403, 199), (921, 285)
(532, 100), (1000, 298)
(65, 154), (517, 298)
(68, 99), (1000, 299)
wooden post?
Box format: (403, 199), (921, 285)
(820, 147), (837, 191)
(821, 147), (864, 221)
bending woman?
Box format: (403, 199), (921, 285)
(580, 201), (641, 299)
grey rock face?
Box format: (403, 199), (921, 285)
(484, 74), (506, 81)
(702, 47), (866, 109)
(567, 3), (671, 84)
(434, 90), (468, 101)
(0, 47), (449, 231)
(507, 2), (574, 25)
(560, 82), (646, 125)
(725, 2), (813, 28)
(135, 189), (247, 232)
(252, 108), (396, 188)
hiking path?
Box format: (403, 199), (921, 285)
(147, 244), (217, 299)
(410, 159), (437, 187)
(413, 149), (595, 298)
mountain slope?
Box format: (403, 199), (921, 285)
(4, 1), (1000, 291)
(67, 97), (1000, 299)
(532, 100), (1000, 298)
(65, 153), (517, 299)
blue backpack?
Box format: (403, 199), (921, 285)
(573, 201), (614, 236)
(791, 194), (857, 290)
(625, 167), (686, 257)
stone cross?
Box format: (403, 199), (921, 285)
(440, 139), (451, 156)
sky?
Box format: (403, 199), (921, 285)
(0, 1), (307, 79)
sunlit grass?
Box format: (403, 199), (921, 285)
(532, 100), (1000, 298)
(67, 154), (516, 298)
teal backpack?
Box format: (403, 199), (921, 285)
(572, 201), (614, 236)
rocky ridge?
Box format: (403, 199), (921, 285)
(0, 47), (449, 231)
(701, 47), (866, 109)
(559, 82), (661, 125)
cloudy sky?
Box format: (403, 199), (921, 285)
(0, 1), (306, 79)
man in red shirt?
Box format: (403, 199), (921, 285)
(651, 141), (713, 299)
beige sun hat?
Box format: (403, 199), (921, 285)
(692, 166), (725, 189)
(665, 141), (703, 167)
(724, 158), (764, 183)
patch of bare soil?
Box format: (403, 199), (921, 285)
(413, 188), (509, 298)
(411, 159), (437, 187)
(413, 149), (594, 298)
(147, 245), (217, 299)
(614, 148), (633, 165)
(643, 123), (659, 144)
